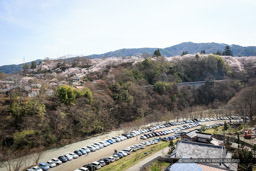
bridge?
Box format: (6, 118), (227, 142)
(177, 80), (225, 90)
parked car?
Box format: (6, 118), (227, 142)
(52, 158), (62, 165)
(38, 163), (50, 171)
(102, 158), (111, 164)
(58, 156), (68, 163)
(74, 150), (83, 156)
(83, 164), (96, 171)
(47, 160), (56, 168)
(32, 166), (43, 171)
(112, 154), (120, 160)
(98, 159), (106, 167)
(69, 152), (79, 159)
(140, 135), (147, 140)
(75, 167), (89, 171)
(87, 146), (96, 152)
(79, 149), (87, 155)
(65, 154), (73, 160)
(82, 147), (91, 153)
(91, 161), (101, 170)
(161, 137), (168, 141)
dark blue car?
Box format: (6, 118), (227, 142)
(107, 139), (114, 144)
(58, 156), (68, 163)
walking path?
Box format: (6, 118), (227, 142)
(126, 146), (170, 171)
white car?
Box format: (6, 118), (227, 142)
(108, 156), (116, 162)
(52, 158), (62, 165)
(69, 152), (79, 159)
(83, 147), (92, 153)
(92, 144), (100, 150)
(87, 145), (96, 151)
(91, 161), (101, 169)
(113, 154), (120, 160)
(119, 151), (128, 156)
(79, 167), (89, 171)
(104, 141), (110, 146)
(94, 142), (104, 148)
(32, 166), (43, 171)
(65, 154), (73, 160)
(98, 141), (107, 147)
(47, 160), (56, 168)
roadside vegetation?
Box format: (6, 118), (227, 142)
(147, 161), (170, 171)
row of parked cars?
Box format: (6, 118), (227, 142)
(74, 139), (161, 171)
(26, 116), (241, 171)
(140, 122), (201, 140)
(26, 135), (131, 171)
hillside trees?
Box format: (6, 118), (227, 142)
(195, 81), (242, 106)
(56, 85), (92, 105)
(30, 61), (37, 69)
(153, 49), (161, 57)
(223, 45), (233, 56)
(181, 51), (188, 56)
(230, 85), (256, 121)
(0, 54), (248, 154)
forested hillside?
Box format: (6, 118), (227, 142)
(0, 54), (255, 157)
(1, 42), (256, 74)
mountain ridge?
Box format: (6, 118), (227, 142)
(1, 42), (256, 74)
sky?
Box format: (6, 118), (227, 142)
(0, 0), (256, 66)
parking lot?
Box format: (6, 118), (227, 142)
(35, 117), (240, 171)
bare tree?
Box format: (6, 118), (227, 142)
(31, 147), (44, 165)
(2, 150), (28, 171)
(230, 86), (256, 121)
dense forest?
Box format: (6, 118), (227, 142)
(0, 54), (256, 157)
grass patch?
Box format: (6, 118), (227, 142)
(149, 160), (170, 171)
(100, 141), (169, 171)
(204, 125), (246, 135)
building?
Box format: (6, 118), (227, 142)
(169, 141), (237, 171)
(182, 130), (213, 143)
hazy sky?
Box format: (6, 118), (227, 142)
(0, 0), (256, 66)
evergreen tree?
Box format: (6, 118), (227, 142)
(200, 50), (206, 54)
(31, 61), (37, 69)
(222, 45), (233, 56)
(181, 51), (188, 56)
(153, 49), (161, 57)
(215, 50), (222, 55)
(224, 121), (228, 131)
(22, 63), (29, 70)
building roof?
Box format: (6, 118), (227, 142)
(186, 130), (198, 138)
(170, 162), (202, 171)
(197, 164), (228, 171)
(174, 141), (226, 159)
(168, 158), (229, 171)
(196, 133), (212, 140)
